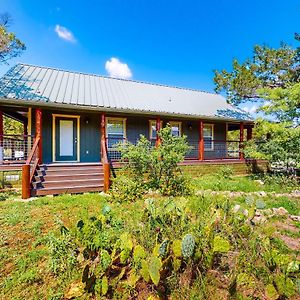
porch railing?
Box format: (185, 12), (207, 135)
(105, 137), (243, 161)
(186, 140), (241, 160)
(0, 134), (35, 163)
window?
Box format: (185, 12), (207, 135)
(149, 120), (162, 140)
(106, 118), (126, 148)
(169, 121), (182, 137)
(204, 124), (214, 150)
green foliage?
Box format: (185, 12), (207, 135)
(148, 256), (162, 285)
(0, 192), (9, 201)
(111, 174), (145, 202)
(158, 239), (169, 258)
(194, 172), (298, 193)
(3, 115), (23, 135)
(47, 233), (77, 275)
(1, 185), (299, 299)
(214, 42), (299, 109)
(0, 13), (25, 64)
(214, 34), (300, 167)
(259, 82), (300, 123)
(244, 119), (300, 167)
(213, 235), (230, 253)
(48, 192), (299, 298)
(217, 166), (234, 180)
(112, 125), (192, 200)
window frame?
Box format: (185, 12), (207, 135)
(169, 121), (182, 137)
(203, 124), (214, 151)
(149, 120), (162, 140)
(105, 117), (127, 143)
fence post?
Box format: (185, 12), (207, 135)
(22, 164), (30, 199)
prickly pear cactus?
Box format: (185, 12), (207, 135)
(102, 204), (111, 215)
(181, 234), (195, 258)
(159, 239), (169, 258)
(148, 256), (162, 285)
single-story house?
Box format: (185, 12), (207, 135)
(0, 63), (264, 198)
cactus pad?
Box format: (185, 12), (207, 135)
(159, 239), (169, 258)
(181, 234), (195, 258)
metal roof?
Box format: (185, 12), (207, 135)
(0, 63), (252, 121)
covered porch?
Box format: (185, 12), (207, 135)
(0, 108), (253, 166)
(0, 106), (256, 199)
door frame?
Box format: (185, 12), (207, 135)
(52, 114), (81, 163)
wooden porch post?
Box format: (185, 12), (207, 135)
(101, 113), (110, 192)
(155, 117), (161, 147)
(198, 120), (204, 160)
(0, 111), (3, 137)
(22, 164), (30, 199)
(23, 121), (28, 158)
(0, 111), (3, 163)
(246, 126), (253, 140)
(35, 108), (42, 164)
(239, 122), (244, 160)
(100, 113), (106, 162)
(156, 117), (161, 147)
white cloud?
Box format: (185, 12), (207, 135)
(105, 57), (132, 79)
(55, 25), (76, 43)
(242, 104), (257, 114)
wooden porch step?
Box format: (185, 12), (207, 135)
(34, 184), (104, 196)
(32, 163), (104, 196)
(31, 162), (106, 196)
(35, 173), (104, 181)
(41, 162), (102, 168)
(33, 178), (104, 189)
(37, 168), (103, 176)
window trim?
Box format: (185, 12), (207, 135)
(106, 117), (127, 139)
(149, 120), (162, 140)
(169, 121), (182, 137)
(203, 124), (214, 151)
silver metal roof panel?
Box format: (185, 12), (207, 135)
(0, 63), (252, 121)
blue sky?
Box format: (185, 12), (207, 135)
(0, 0), (299, 113)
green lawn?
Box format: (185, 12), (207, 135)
(193, 173), (299, 193)
(0, 177), (299, 299)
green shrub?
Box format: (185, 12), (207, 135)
(111, 174), (145, 202)
(217, 166), (234, 179)
(115, 125), (191, 199)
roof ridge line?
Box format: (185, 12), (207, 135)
(15, 62), (218, 96)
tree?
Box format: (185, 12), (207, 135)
(0, 12), (25, 64)
(0, 13), (25, 135)
(214, 35), (300, 168)
(214, 35), (300, 124)
(3, 115), (23, 135)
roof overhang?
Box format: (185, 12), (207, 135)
(0, 97), (254, 124)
